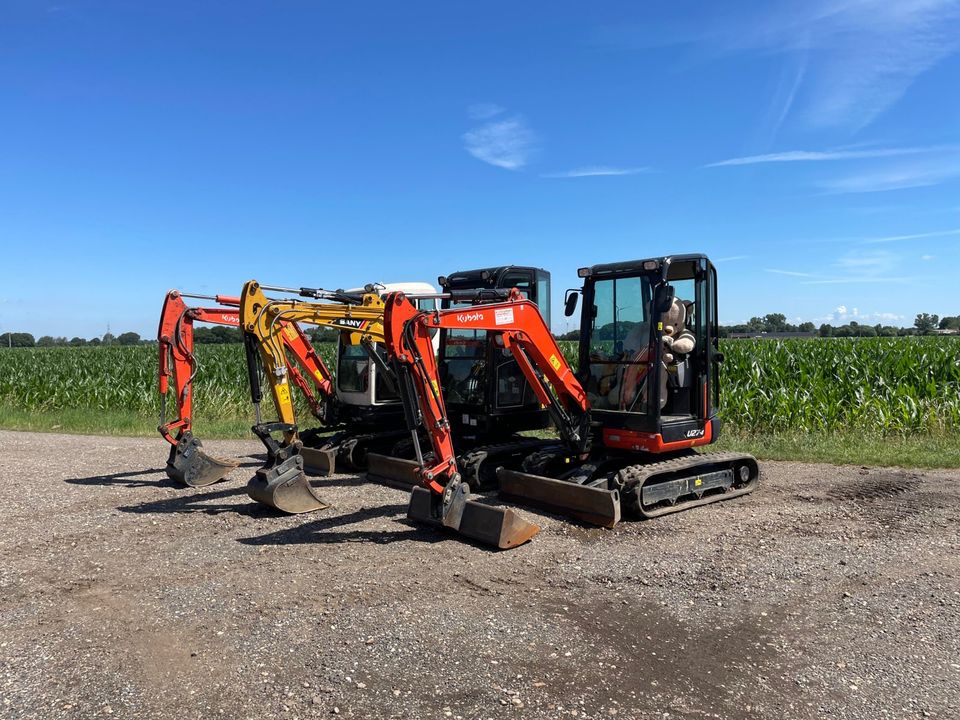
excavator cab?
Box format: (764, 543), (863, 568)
(437, 266), (552, 439)
(574, 255), (719, 446)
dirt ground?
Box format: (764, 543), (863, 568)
(0, 430), (957, 720)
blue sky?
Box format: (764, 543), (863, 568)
(1, 1), (959, 338)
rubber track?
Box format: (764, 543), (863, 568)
(615, 451), (759, 519)
(458, 438), (553, 490)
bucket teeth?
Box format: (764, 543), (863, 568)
(406, 486), (539, 550)
(246, 452), (332, 514)
(166, 432), (239, 487)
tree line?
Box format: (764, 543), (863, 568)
(0, 327), (344, 348)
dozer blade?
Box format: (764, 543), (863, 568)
(407, 486), (539, 550)
(365, 453), (420, 489)
(166, 432), (239, 487)
(246, 453), (332, 514)
(299, 446), (337, 477)
(497, 468), (622, 528)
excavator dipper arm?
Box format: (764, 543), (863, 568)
(381, 289), (583, 549)
(239, 280), (389, 513)
(157, 291), (242, 487)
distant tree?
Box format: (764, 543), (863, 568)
(102, 332), (115, 345)
(117, 331), (141, 346)
(880, 326), (899, 337)
(913, 313), (939, 334)
(939, 316), (960, 330)
(747, 316), (765, 332)
(211, 326), (242, 343)
(89, 337), (102, 346)
(36, 335), (56, 347)
(69, 336), (86, 346)
(798, 322), (815, 333)
(763, 313), (788, 332)
(859, 326), (877, 337)
(0, 332), (35, 347)
(833, 325), (854, 337)
(819, 324), (833, 338)
(557, 329), (580, 341)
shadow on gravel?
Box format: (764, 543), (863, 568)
(237, 503), (449, 547)
(65, 468), (175, 488)
(115, 485), (276, 518)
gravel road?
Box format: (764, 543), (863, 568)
(0, 430), (957, 720)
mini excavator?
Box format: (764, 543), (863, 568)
(381, 254), (759, 549)
(238, 279), (439, 513)
(157, 290), (332, 487)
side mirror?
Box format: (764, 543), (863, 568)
(564, 290), (580, 317)
(655, 284), (675, 314)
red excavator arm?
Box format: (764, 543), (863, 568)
(383, 287), (590, 490)
(157, 290), (336, 487)
(381, 288), (589, 548)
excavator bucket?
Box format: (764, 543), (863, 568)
(497, 468), (622, 528)
(365, 453), (420, 488)
(246, 452), (332, 514)
(166, 432), (239, 487)
(299, 446), (337, 476)
(407, 485), (540, 549)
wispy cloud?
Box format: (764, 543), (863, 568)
(817, 159), (960, 194)
(540, 166), (651, 179)
(860, 228), (960, 244)
(467, 103), (505, 121)
(765, 268), (815, 278)
(598, 1), (960, 130)
(715, 255), (749, 262)
(704, 145), (951, 168)
(766, 248), (909, 285)
(463, 113), (537, 170)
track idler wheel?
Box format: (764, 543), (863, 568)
(407, 476), (539, 550)
(166, 431), (239, 487)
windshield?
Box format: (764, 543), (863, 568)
(337, 342), (398, 401)
(585, 275), (654, 413)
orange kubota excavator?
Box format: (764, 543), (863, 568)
(380, 254), (759, 549)
(157, 290), (333, 487)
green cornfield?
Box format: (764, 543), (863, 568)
(0, 337), (958, 437)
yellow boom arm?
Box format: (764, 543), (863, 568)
(240, 280), (388, 442)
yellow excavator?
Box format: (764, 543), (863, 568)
(239, 279), (437, 513)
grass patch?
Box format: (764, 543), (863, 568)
(2, 405), (956, 469)
(717, 432), (960, 469)
(0, 405), (253, 440)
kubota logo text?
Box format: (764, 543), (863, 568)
(456, 312), (485, 323)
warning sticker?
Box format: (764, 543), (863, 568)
(276, 383), (290, 405)
(494, 308), (515, 325)
(549, 354), (562, 371)
(283, 325), (299, 341)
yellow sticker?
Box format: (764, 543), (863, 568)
(658, 321), (663, 331)
(431, 379), (440, 397)
(283, 325), (298, 341)
(276, 383), (290, 405)
(694, 477), (702, 487)
(314, 369), (325, 382)
(549, 354), (562, 371)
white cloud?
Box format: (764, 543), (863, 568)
(599, 1), (960, 130)
(765, 268), (816, 278)
(715, 255), (749, 262)
(921, 254), (936, 260)
(463, 115), (536, 170)
(540, 166), (651, 178)
(467, 103), (505, 120)
(817, 153), (960, 193)
(860, 228), (960, 244)
(704, 145), (949, 168)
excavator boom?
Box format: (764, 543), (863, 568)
(158, 289), (334, 488)
(239, 280), (395, 513)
